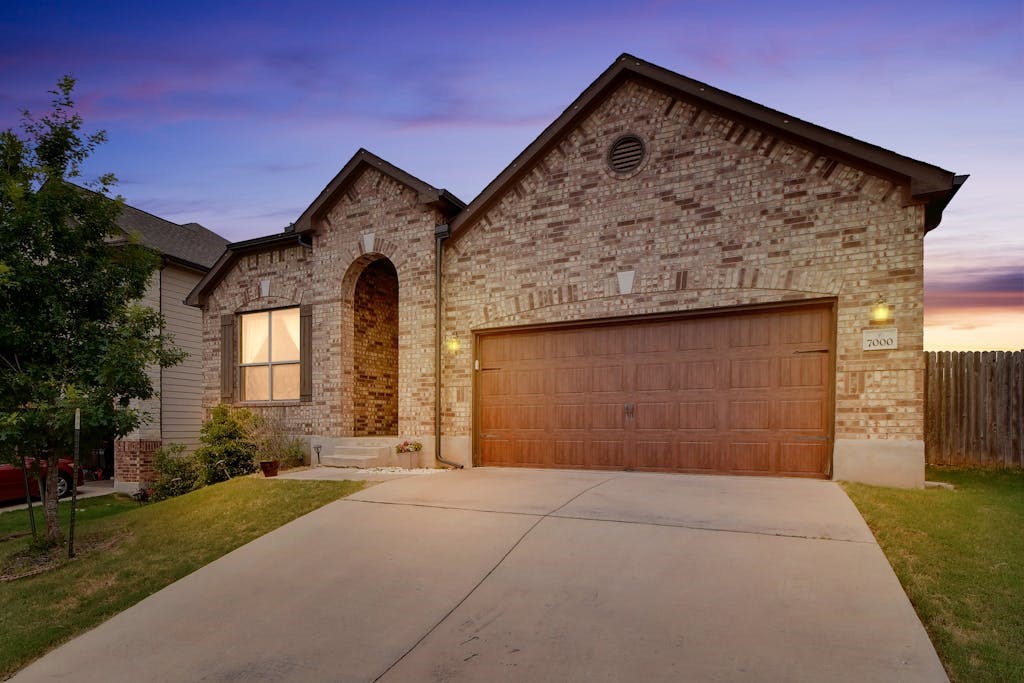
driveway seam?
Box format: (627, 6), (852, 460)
(343, 499), (873, 544)
(372, 474), (621, 682)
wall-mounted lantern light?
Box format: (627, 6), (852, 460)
(445, 337), (461, 353)
(871, 297), (893, 324)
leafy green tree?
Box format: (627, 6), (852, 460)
(0, 77), (184, 545)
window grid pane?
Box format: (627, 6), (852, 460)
(242, 366), (270, 401)
(271, 308), (300, 362)
(239, 307), (301, 402)
(241, 312), (269, 364)
(272, 363), (300, 400)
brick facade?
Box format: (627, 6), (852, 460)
(114, 439), (161, 485)
(201, 167), (443, 440)
(191, 56), (962, 487)
(352, 258), (399, 436)
(441, 79), (925, 447)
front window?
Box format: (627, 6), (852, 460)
(239, 308), (300, 401)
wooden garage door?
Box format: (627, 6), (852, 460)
(476, 303), (833, 477)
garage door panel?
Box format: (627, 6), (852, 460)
(589, 403), (625, 430)
(677, 441), (719, 470)
(480, 370), (513, 396)
(477, 304), (832, 479)
(514, 334), (548, 360)
(781, 309), (828, 346)
(554, 404), (587, 430)
(480, 439), (512, 464)
(479, 336), (512, 365)
(679, 361), (716, 389)
(554, 440), (586, 467)
(481, 404), (546, 431)
(592, 366), (625, 392)
(778, 442), (829, 474)
(634, 441), (674, 470)
(554, 367), (589, 394)
(590, 326), (632, 356)
(635, 402), (676, 430)
(550, 330), (589, 358)
(777, 400), (826, 431)
(728, 401), (772, 430)
(515, 369), (548, 395)
(728, 316), (772, 348)
(728, 443), (772, 472)
(637, 324), (674, 353)
(678, 401), (717, 430)
(587, 441), (626, 469)
(635, 363), (673, 391)
(678, 320), (717, 350)
(779, 355), (827, 387)
(729, 358), (774, 388)
(516, 440), (548, 465)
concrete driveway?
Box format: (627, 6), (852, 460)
(14, 468), (947, 682)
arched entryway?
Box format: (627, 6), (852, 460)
(351, 257), (399, 436)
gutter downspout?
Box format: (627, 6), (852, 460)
(434, 223), (463, 469)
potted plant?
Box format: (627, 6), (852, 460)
(395, 440), (423, 469)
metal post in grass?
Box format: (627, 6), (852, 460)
(68, 408), (80, 559)
(19, 446), (37, 540)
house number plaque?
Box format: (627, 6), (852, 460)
(863, 327), (898, 350)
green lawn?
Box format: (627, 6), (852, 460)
(0, 477), (365, 678)
(0, 494), (137, 539)
(844, 467), (1024, 683)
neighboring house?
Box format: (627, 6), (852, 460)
(186, 54), (965, 488)
(109, 199), (228, 492)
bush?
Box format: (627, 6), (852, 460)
(150, 443), (202, 501)
(194, 404), (260, 483)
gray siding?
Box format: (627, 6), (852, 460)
(161, 265), (205, 449)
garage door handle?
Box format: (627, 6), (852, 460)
(793, 349), (829, 354)
(624, 403), (635, 419)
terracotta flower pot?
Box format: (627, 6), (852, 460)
(259, 460), (280, 477)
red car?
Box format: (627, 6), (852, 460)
(0, 458), (84, 503)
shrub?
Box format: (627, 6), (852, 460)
(245, 417), (306, 469)
(194, 404), (260, 483)
(150, 443), (202, 501)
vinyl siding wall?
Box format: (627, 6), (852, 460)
(161, 265), (205, 450)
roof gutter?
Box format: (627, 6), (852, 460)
(434, 223), (463, 469)
(924, 174), (969, 233)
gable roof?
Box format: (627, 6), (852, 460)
(449, 53), (965, 238)
(186, 149), (462, 306)
(289, 148), (465, 234)
(71, 183), (229, 271)
(115, 202), (229, 271)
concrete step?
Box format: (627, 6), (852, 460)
(320, 444), (392, 468)
(334, 445), (390, 457)
(321, 454), (381, 468)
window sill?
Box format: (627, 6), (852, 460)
(235, 400), (304, 407)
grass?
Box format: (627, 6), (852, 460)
(0, 477), (365, 678)
(843, 467), (1024, 683)
(0, 494), (137, 539)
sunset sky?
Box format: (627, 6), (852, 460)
(2, 1), (1021, 350)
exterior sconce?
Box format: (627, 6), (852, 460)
(445, 337), (461, 353)
(871, 298), (893, 324)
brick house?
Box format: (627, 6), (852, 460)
(186, 54), (965, 488)
(110, 200), (227, 492)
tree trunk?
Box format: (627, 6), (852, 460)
(43, 451), (62, 545)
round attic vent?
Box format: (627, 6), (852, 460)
(608, 135), (646, 174)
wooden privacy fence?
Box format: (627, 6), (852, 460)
(925, 351), (1024, 467)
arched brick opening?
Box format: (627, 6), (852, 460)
(351, 257), (399, 436)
